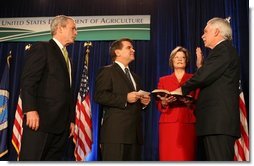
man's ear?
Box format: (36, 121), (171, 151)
(214, 28), (220, 37)
(115, 50), (121, 57)
(56, 25), (63, 34)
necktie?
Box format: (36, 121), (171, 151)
(124, 68), (133, 86)
(62, 47), (69, 70)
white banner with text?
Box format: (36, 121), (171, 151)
(0, 15), (150, 42)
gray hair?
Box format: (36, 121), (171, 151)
(207, 17), (232, 40)
(50, 15), (74, 36)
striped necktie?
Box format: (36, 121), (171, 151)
(124, 68), (134, 87)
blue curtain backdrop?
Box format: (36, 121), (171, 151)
(0, 0), (249, 161)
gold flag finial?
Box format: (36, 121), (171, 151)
(25, 44), (31, 51)
(7, 51), (12, 68)
(84, 41), (92, 48)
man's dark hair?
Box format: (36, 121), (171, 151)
(109, 38), (133, 61)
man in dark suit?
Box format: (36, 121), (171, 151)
(94, 38), (151, 161)
(19, 15), (77, 160)
(172, 17), (240, 160)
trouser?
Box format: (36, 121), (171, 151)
(200, 135), (236, 161)
(101, 143), (141, 161)
(19, 124), (69, 161)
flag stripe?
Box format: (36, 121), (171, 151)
(239, 122), (249, 149)
(79, 110), (92, 150)
(234, 141), (244, 161)
(11, 96), (23, 159)
(234, 89), (249, 161)
(74, 103), (87, 160)
(74, 95), (92, 160)
(82, 97), (92, 140)
(78, 100), (93, 151)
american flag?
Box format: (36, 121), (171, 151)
(234, 83), (249, 161)
(73, 59), (92, 161)
(11, 96), (23, 160)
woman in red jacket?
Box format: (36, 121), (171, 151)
(156, 46), (201, 161)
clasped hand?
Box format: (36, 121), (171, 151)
(157, 94), (176, 107)
(127, 91), (151, 106)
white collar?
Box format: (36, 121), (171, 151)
(114, 61), (129, 72)
(53, 38), (64, 50)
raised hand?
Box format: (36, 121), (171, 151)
(196, 47), (203, 68)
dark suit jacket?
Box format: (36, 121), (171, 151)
(21, 39), (75, 134)
(182, 40), (240, 138)
(94, 63), (144, 144)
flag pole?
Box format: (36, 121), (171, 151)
(84, 42), (92, 69)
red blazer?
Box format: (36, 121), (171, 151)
(156, 73), (198, 123)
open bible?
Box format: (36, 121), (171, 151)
(151, 89), (194, 105)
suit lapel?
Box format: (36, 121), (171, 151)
(113, 63), (136, 91)
(49, 39), (70, 83)
(131, 71), (140, 91)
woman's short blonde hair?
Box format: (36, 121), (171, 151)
(169, 46), (190, 69)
